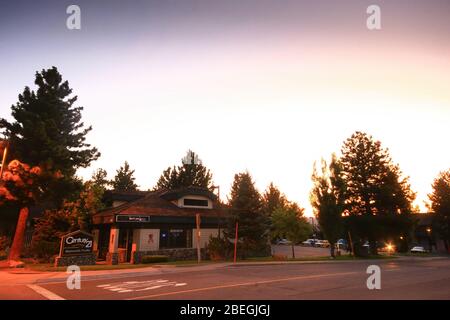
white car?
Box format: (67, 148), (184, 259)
(314, 240), (330, 248)
(410, 246), (428, 253)
(302, 239), (316, 246)
(277, 239), (291, 245)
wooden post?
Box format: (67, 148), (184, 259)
(348, 231), (355, 257)
(233, 221), (238, 263)
(196, 214), (201, 263)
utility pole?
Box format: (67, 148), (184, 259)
(348, 231), (355, 257)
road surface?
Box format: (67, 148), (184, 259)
(1, 257), (449, 300)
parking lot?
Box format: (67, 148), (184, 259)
(271, 245), (332, 258)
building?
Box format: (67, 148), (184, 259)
(92, 187), (228, 264)
(413, 213), (448, 253)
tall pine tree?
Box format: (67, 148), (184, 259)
(111, 161), (138, 192)
(262, 182), (288, 216)
(225, 172), (270, 258)
(340, 132), (415, 255)
(154, 150), (213, 190)
(0, 66), (100, 206)
(0, 67), (99, 262)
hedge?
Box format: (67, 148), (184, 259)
(141, 255), (169, 264)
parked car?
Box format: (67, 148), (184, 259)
(314, 240), (330, 248)
(302, 239), (316, 246)
(335, 239), (348, 250)
(276, 239), (292, 245)
(410, 246), (428, 253)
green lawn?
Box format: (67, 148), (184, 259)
(25, 254), (398, 272)
(26, 263), (154, 272)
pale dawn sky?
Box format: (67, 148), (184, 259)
(1, 0), (449, 215)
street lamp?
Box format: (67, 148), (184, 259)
(426, 227), (432, 253)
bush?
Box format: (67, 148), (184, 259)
(141, 255), (169, 264)
(0, 251), (7, 261)
(30, 240), (60, 262)
(0, 236), (11, 251)
(207, 235), (232, 260)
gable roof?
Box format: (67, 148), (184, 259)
(93, 187), (227, 224)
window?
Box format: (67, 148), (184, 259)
(159, 228), (192, 248)
(183, 198), (209, 207)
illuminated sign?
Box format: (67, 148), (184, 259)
(116, 215), (150, 223)
(60, 230), (93, 256)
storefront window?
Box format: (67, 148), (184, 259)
(160, 228), (192, 248)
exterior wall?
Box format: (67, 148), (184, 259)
(192, 228), (220, 249)
(177, 195), (212, 209)
(132, 248), (208, 264)
(139, 229), (160, 251)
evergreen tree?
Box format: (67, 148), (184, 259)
(154, 150), (213, 190)
(111, 161), (138, 192)
(262, 182), (288, 216)
(428, 169), (450, 252)
(340, 132), (415, 255)
(90, 168), (110, 190)
(225, 172), (270, 258)
(310, 154), (345, 257)
(0, 67), (99, 205)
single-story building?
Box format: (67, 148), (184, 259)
(92, 187), (228, 264)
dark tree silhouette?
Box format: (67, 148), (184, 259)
(0, 66), (100, 206)
(111, 161), (138, 192)
(154, 150), (213, 190)
(310, 154), (346, 257)
(225, 172), (270, 258)
(428, 169), (450, 252)
(340, 132), (415, 255)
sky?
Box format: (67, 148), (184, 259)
(1, 0), (449, 216)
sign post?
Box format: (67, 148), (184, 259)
(196, 213), (201, 264)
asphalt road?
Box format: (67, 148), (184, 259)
(3, 257), (449, 300)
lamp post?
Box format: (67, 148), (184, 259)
(426, 227), (432, 253)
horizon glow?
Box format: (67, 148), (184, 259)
(1, 0), (449, 216)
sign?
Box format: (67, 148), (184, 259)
(116, 215), (150, 223)
(60, 230), (93, 256)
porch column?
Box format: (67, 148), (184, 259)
(106, 227), (119, 265)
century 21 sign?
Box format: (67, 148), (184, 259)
(60, 230), (94, 256)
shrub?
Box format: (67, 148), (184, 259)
(207, 235), (231, 260)
(30, 240), (60, 262)
(141, 255), (169, 264)
(0, 236), (11, 251)
(0, 251), (7, 261)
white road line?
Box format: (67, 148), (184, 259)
(27, 284), (65, 300)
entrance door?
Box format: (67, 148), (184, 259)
(118, 228), (134, 262)
(97, 226), (111, 261)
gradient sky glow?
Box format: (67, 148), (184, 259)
(1, 0), (449, 215)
